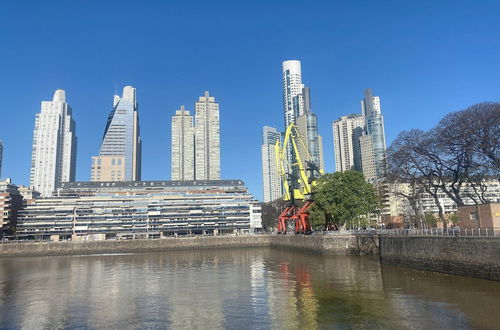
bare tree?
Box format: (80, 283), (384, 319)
(386, 102), (500, 228)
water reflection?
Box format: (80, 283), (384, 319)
(0, 249), (499, 329)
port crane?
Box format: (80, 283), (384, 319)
(275, 123), (323, 234)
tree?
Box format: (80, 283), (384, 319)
(387, 103), (500, 226)
(424, 213), (438, 227)
(309, 171), (379, 230)
(386, 129), (448, 225)
(260, 198), (287, 231)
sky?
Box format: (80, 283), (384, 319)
(0, 0), (499, 201)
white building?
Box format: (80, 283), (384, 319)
(377, 178), (500, 227)
(261, 126), (282, 202)
(195, 91), (220, 180)
(281, 60), (324, 180)
(171, 106), (195, 180)
(30, 90), (77, 196)
(282, 60), (305, 128)
(333, 114), (364, 172)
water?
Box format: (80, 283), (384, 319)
(0, 248), (499, 329)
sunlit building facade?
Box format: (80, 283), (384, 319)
(360, 88), (387, 181)
(30, 90), (77, 196)
(261, 126), (282, 202)
(91, 86), (141, 182)
(16, 180), (262, 239)
(171, 106), (195, 180)
(195, 91), (220, 180)
(333, 114), (364, 172)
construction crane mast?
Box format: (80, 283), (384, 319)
(275, 123), (322, 234)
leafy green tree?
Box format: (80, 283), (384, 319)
(309, 171), (379, 230)
(424, 213), (438, 227)
(448, 213), (460, 226)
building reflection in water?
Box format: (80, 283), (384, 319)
(0, 249), (499, 329)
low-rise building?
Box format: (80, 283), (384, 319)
(458, 203), (500, 230)
(0, 179), (24, 237)
(16, 180), (262, 240)
(375, 178), (500, 228)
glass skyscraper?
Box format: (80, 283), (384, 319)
(91, 86), (141, 182)
(360, 88), (387, 181)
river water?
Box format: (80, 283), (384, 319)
(0, 248), (499, 329)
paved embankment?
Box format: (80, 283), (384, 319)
(380, 236), (500, 281)
(0, 234), (379, 257)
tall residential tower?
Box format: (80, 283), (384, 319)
(261, 126), (282, 202)
(282, 60), (305, 128)
(360, 88), (387, 181)
(91, 86), (141, 182)
(333, 114), (364, 172)
(171, 106), (195, 180)
(194, 91), (220, 180)
(281, 60), (324, 178)
(30, 89), (77, 196)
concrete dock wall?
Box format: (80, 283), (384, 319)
(2, 235), (498, 282)
(380, 236), (500, 281)
(0, 234), (379, 257)
(270, 234), (379, 255)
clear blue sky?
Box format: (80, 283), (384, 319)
(0, 0), (499, 200)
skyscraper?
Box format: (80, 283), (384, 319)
(30, 89), (77, 196)
(296, 86), (325, 177)
(360, 88), (387, 181)
(261, 126), (282, 202)
(333, 114), (364, 172)
(282, 60), (324, 180)
(194, 91), (220, 180)
(91, 86), (141, 182)
(171, 105), (195, 180)
(282, 60), (305, 128)
(0, 140), (3, 178)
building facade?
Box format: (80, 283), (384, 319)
(333, 114), (364, 172)
(281, 60), (324, 184)
(30, 89), (77, 196)
(171, 106), (195, 180)
(194, 91), (220, 180)
(91, 86), (141, 182)
(360, 89), (387, 181)
(377, 178), (500, 228)
(16, 180), (261, 240)
(282, 60), (304, 128)
(261, 126), (282, 202)
(0, 179), (23, 237)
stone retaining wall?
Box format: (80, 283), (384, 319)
(270, 234), (379, 255)
(380, 236), (500, 281)
(0, 234), (380, 257)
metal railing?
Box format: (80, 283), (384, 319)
(312, 228), (500, 237)
(380, 228), (500, 237)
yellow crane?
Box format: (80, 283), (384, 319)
(275, 123), (323, 234)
